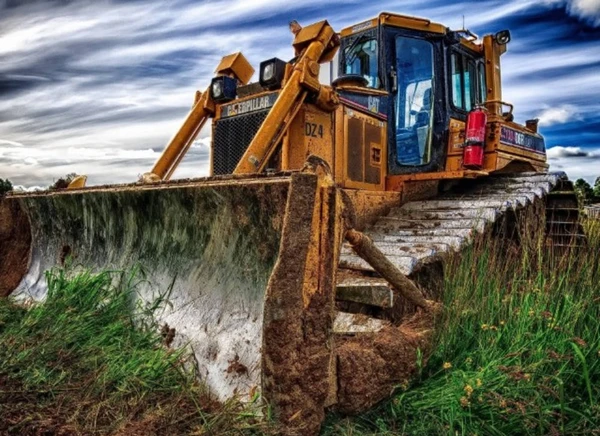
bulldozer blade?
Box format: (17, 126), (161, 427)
(0, 171), (343, 434)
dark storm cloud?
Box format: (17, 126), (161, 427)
(547, 146), (596, 158)
(0, 0), (599, 187)
(0, 74), (49, 95)
(1, 0), (74, 9)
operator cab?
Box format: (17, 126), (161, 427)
(335, 14), (490, 177)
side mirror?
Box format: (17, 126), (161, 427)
(494, 30), (511, 45)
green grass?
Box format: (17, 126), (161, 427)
(0, 268), (264, 435)
(1, 222), (599, 435)
(325, 220), (600, 435)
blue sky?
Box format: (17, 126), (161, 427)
(0, 0), (599, 188)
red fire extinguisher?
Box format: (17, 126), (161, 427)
(463, 106), (487, 170)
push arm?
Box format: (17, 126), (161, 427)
(142, 91), (213, 182)
(234, 21), (339, 174)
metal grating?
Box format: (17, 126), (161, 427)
(212, 109), (270, 175)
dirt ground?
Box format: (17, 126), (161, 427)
(0, 374), (226, 436)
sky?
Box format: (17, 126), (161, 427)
(0, 0), (599, 189)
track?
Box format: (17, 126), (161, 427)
(334, 172), (586, 332)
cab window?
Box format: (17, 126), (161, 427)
(394, 36), (434, 166)
(343, 37), (380, 88)
(451, 51), (484, 111)
(478, 62), (487, 103)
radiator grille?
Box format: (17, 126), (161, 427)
(212, 110), (270, 175)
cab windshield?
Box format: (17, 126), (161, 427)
(343, 36), (380, 88)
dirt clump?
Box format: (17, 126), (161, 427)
(226, 354), (248, 375)
(160, 323), (176, 347)
(334, 308), (438, 414)
(0, 199), (31, 297)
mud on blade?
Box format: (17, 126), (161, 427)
(1, 176), (290, 400)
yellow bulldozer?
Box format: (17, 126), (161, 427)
(0, 12), (586, 435)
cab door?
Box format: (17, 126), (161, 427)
(385, 30), (446, 175)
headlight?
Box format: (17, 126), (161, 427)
(210, 76), (237, 103)
(211, 80), (224, 99)
(259, 58), (287, 90)
(262, 63), (275, 82)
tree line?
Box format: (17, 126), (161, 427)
(0, 174), (78, 196)
(0, 178), (12, 196)
(574, 177), (600, 205)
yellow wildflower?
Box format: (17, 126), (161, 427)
(443, 362), (452, 370)
(481, 324), (489, 331)
(464, 384), (474, 397)
(476, 378), (482, 388)
(490, 325), (498, 331)
(460, 396), (470, 408)
(500, 320), (506, 326)
(528, 309), (535, 317)
(499, 399), (508, 408)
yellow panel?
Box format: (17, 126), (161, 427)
(446, 118), (465, 159)
(379, 13), (446, 34)
(497, 144), (546, 162)
(495, 151), (549, 172)
(334, 105), (345, 183)
(215, 52), (254, 85)
(286, 104), (334, 171)
(340, 18), (378, 37)
(483, 152), (498, 171)
(445, 155), (462, 172)
(446, 152), (498, 173)
(460, 38), (483, 54)
(342, 107), (386, 191)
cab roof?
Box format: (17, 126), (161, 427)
(340, 12), (482, 53)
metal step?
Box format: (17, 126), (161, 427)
(335, 274), (393, 308)
(333, 311), (389, 334)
